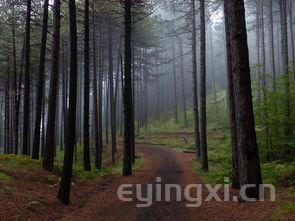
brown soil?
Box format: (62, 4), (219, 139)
(0, 144), (279, 220)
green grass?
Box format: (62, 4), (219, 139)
(0, 171), (11, 184)
(0, 154), (41, 171)
(0, 143), (145, 185)
(54, 144), (144, 182)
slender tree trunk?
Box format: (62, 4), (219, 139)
(115, 38), (122, 137)
(177, 38), (186, 125)
(261, 1), (270, 153)
(289, 0), (295, 80)
(58, 0), (78, 205)
(280, 0), (291, 140)
(5, 61), (10, 154)
(120, 54), (124, 137)
(200, 0), (208, 171)
(0, 101), (3, 152)
(43, 0), (61, 171)
(41, 85), (46, 157)
(131, 34), (136, 163)
(97, 24), (104, 169)
(22, 0), (31, 156)
(191, 0), (201, 158)
(269, 0), (276, 92)
(108, 24), (116, 165)
(172, 35), (178, 124)
(256, 1), (261, 115)
(156, 58), (161, 121)
(93, 12), (102, 169)
(122, 0), (133, 176)
(209, 21), (217, 111)
(83, 0), (91, 171)
(12, 5), (18, 155)
(32, 0), (49, 159)
(105, 78), (109, 144)
(15, 42), (25, 155)
(225, 0), (263, 199)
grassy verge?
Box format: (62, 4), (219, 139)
(0, 144), (144, 186)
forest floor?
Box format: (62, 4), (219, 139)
(0, 143), (290, 221)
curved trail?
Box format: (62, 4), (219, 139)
(59, 144), (273, 221)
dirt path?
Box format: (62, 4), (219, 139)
(58, 144), (274, 221)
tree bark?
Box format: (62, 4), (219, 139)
(256, 0), (261, 115)
(93, 13), (102, 170)
(209, 21), (217, 111)
(122, 0), (133, 176)
(108, 24), (116, 165)
(32, 0), (49, 159)
(83, 0), (91, 171)
(43, 0), (61, 172)
(191, 0), (201, 158)
(58, 0), (78, 205)
(269, 0), (276, 92)
(178, 37), (188, 127)
(12, 4), (18, 155)
(289, 0), (295, 80)
(172, 34), (178, 124)
(200, 0), (208, 172)
(225, 0), (263, 199)
(280, 0), (291, 139)
(224, 0), (239, 189)
(22, 0), (31, 156)
(261, 1), (270, 153)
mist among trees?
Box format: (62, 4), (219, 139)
(0, 0), (294, 220)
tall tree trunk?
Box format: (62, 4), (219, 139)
(32, 0), (49, 159)
(97, 23), (104, 169)
(120, 54), (124, 137)
(191, 0), (201, 158)
(178, 38), (188, 127)
(5, 60), (10, 154)
(261, 1), (270, 153)
(22, 0), (31, 156)
(41, 84), (46, 157)
(14, 41), (25, 155)
(269, 0), (276, 92)
(225, 0), (263, 199)
(256, 0), (261, 115)
(122, 0), (133, 176)
(131, 33), (136, 163)
(289, 0), (295, 80)
(280, 0), (291, 140)
(83, 0), (91, 171)
(12, 4), (18, 155)
(156, 58), (161, 121)
(105, 78), (109, 144)
(58, 0), (78, 205)
(209, 21), (218, 111)
(172, 35), (178, 124)
(43, 0), (61, 171)
(200, 0), (208, 171)
(224, 0), (239, 189)
(108, 24), (116, 165)
(93, 12), (103, 169)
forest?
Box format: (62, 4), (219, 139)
(0, 0), (294, 220)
